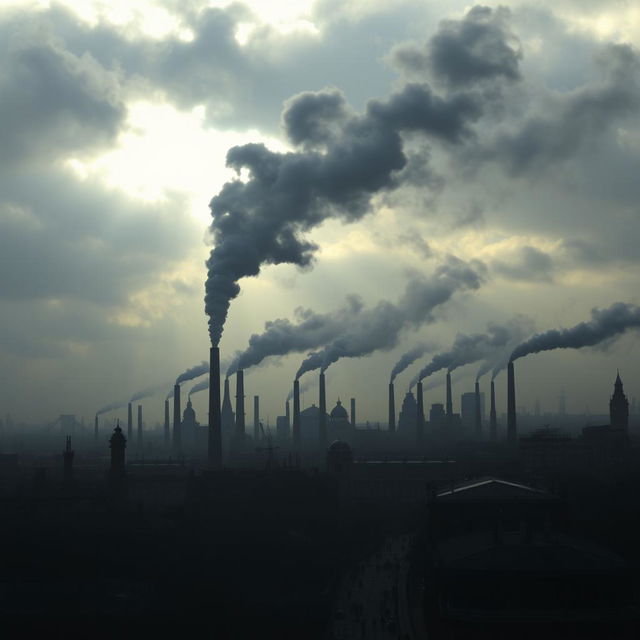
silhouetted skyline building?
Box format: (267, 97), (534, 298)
(610, 371), (629, 430)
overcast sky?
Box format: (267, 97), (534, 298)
(1, 0), (639, 428)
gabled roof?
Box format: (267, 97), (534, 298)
(436, 477), (555, 502)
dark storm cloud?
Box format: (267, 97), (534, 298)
(205, 84), (484, 345)
(483, 44), (640, 175)
(392, 5), (522, 87)
(0, 7), (125, 169)
(491, 245), (555, 283)
(295, 257), (485, 378)
(510, 302), (640, 361)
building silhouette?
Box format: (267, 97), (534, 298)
(610, 371), (629, 430)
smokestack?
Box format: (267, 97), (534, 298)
(208, 346), (222, 468)
(293, 379), (301, 449)
(285, 400), (291, 429)
(446, 371), (453, 419)
(173, 383), (181, 453)
(475, 381), (482, 439)
(388, 383), (396, 432)
(235, 369), (245, 446)
(350, 398), (356, 428)
(490, 379), (497, 442)
(254, 395), (260, 441)
(164, 399), (170, 448)
(319, 371), (327, 450)
(507, 360), (517, 444)
(94, 415), (98, 442)
(137, 404), (143, 450)
(416, 381), (424, 446)
(127, 402), (133, 442)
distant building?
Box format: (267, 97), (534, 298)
(328, 399), (352, 443)
(397, 391), (417, 436)
(610, 371), (629, 430)
(460, 392), (485, 429)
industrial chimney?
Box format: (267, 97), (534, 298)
(507, 361), (517, 444)
(173, 383), (181, 453)
(285, 400), (291, 430)
(490, 379), (497, 441)
(127, 402), (133, 442)
(164, 399), (170, 448)
(350, 398), (356, 428)
(137, 404), (143, 451)
(293, 379), (301, 449)
(235, 369), (245, 447)
(416, 381), (425, 446)
(208, 346), (222, 468)
(446, 371), (453, 421)
(254, 395), (260, 441)
(319, 371), (327, 450)
(388, 383), (396, 432)
(474, 381), (482, 439)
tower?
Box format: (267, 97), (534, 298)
(507, 361), (517, 445)
(293, 379), (301, 450)
(137, 404), (143, 451)
(208, 346), (222, 468)
(127, 402), (133, 442)
(254, 395), (260, 442)
(446, 371), (453, 421)
(350, 398), (356, 429)
(164, 399), (170, 448)
(474, 380), (482, 439)
(610, 371), (629, 430)
(109, 421), (126, 473)
(235, 369), (245, 447)
(173, 383), (181, 454)
(221, 376), (235, 438)
(416, 381), (425, 447)
(490, 379), (497, 442)
(388, 383), (396, 432)
(319, 371), (327, 450)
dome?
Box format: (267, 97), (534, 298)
(183, 398), (196, 420)
(326, 439), (353, 472)
(330, 399), (349, 421)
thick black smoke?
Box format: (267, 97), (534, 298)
(390, 343), (435, 384)
(205, 80), (483, 345)
(510, 302), (640, 361)
(296, 256), (485, 379)
(410, 321), (521, 387)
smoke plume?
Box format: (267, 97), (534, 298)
(176, 361), (208, 385)
(296, 256), (485, 379)
(205, 80), (484, 345)
(510, 302), (640, 362)
(286, 376), (315, 403)
(411, 321), (522, 387)
(390, 343), (435, 383)
(130, 383), (165, 403)
(96, 399), (127, 416)
(189, 377), (209, 396)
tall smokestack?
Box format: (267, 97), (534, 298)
(388, 383), (396, 432)
(319, 371), (327, 450)
(164, 399), (170, 448)
(416, 381), (424, 446)
(446, 371), (453, 419)
(235, 369), (245, 447)
(253, 395), (260, 441)
(507, 360), (517, 445)
(490, 379), (497, 442)
(208, 346), (222, 468)
(293, 379), (301, 449)
(127, 402), (133, 442)
(285, 400), (291, 429)
(475, 381), (482, 439)
(173, 383), (181, 453)
(350, 398), (356, 428)
(137, 404), (143, 450)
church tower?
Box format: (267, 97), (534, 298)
(610, 371), (629, 430)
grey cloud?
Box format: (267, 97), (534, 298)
(392, 5), (522, 87)
(491, 245), (555, 283)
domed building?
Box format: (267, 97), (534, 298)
(397, 391), (417, 437)
(326, 440), (353, 473)
(181, 398), (200, 452)
(299, 404), (330, 449)
(329, 399), (353, 444)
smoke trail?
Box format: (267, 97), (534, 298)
(286, 376), (315, 402)
(176, 361), (208, 385)
(510, 302), (640, 361)
(189, 377), (209, 396)
(410, 321), (521, 388)
(296, 256), (485, 379)
(390, 343), (435, 383)
(130, 383), (166, 403)
(226, 296), (364, 377)
(96, 398), (127, 415)
(204, 81), (483, 346)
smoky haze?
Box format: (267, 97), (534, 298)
(296, 256), (485, 379)
(510, 302), (640, 362)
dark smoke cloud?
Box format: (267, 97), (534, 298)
(296, 256), (485, 379)
(510, 302), (640, 362)
(390, 343), (435, 384)
(410, 321), (523, 388)
(392, 6), (522, 87)
(205, 81), (483, 345)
